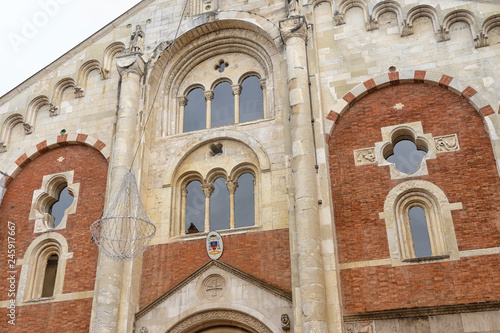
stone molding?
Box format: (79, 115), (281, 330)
(166, 309), (272, 333)
(343, 301), (500, 323)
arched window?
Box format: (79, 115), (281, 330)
(184, 88), (207, 133)
(185, 180), (205, 233)
(211, 82), (234, 128)
(235, 173), (255, 228)
(41, 254), (59, 297)
(408, 206), (432, 258)
(239, 76), (263, 122)
(209, 177), (230, 230)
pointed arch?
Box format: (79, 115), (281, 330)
(102, 42), (125, 79)
(76, 60), (102, 97)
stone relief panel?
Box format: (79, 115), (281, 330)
(353, 148), (376, 166)
(434, 134), (459, 153)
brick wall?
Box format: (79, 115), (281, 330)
(139, 228), (291, 308)
(328, 83), (500, 314)
(0, 144), (108, 330)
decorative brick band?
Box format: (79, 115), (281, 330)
(5, 133), (110, 179)
(326, 70), (497, 133)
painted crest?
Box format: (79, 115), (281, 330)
(206, 231), (223, 260)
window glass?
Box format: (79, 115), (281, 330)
(49, 186), (74, 227)
(235, 173), (255, 228)
(210, 177), (230, 230)
(211, 82), (234, 127)
(184, 88), (206, 132)
(41, 254), (58, 297)
(408, 206), (432, 257)
(386, 140), (427, 174)
(240, 76), (263, 122)
(185, 181), (205, 233)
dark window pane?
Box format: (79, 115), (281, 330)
(184, 88), (206, 132)
(235, 173), (255, 228)
(210, 177), (230, 230)
(185, 181), (205, 233)
(386, 140), (427, 174)
(240, 76), (263, 122)
(211, 82), (234, 127)
(49, 186), (74, 228)
(41, 254), (58, 297)
(409, 206), (432, 257)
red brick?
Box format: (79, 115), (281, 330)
(363, 79), (376, 91)
(414, 70), (426, 81)
(462, 86), (478, 99)
(36, 140), (48, 153)
(439, 74), (453, 86)
(388, 72), (399, 83)
(479, 105), (495, 117)
(94, 140), (106, 151)
(15, 153), (29, 167)
(76, 133), (89, 143)
(327, 111), (339, 122)
(343, 92), (355, 103)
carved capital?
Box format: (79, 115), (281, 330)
(333, 11), (345, 26)
(178, 96), (188, 107)
(279, 16), (308, 44)
(366, 16), (378, 31)
(231, 85), (242, 96)
(436, 26), (450, 43)
(181, 188), (188, 197)
(204, 90), (214, 101)
(23, 122), (33, 135)
(401, 22), (414, 37)
(0, 141), (6, 153)
(201, 183), (215, 198)
(226, 180), (238, 195)
(74, 85), (84, 98)
(116, 53), (145, 78)
(49, 103), (59, 117)
(259, 79), (266, 90)
(475, 31), (489, 48)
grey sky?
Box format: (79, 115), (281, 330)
(0, 0), (141, 97)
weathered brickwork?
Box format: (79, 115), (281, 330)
(0, 145), (107, 326)
(329, 83), (500, 314)
(139, 228), (291, 308)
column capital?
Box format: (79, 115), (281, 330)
(204, 90), (214, 101)
(181, 188), (188, 197)
(231, 85), (242, 96)
(178, 96), (188, 107)
(116, 53), (145, 78)
(259, 79), (266, 90)
(279, 16), (308, 44)
(201, 183), (215, 198)
(226, 180), (239, 195)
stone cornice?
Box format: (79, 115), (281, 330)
(344, 301), (500, 322)
(116, 53), (145, 78)
(279, 16), (308, 44)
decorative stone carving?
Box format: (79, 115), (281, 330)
(201, 183), (215, 198)
(23, 122), (33, 135)
(231, 84), (242, 96)
(287, 0), (300, 18)
(366, 16), (378, 31)
(0, 141), (7, 153)
(74, 86), (84, 98)
(202, 274), (225, 300)
(279, 16), (307, 43)
(434, 134), (459, 153)
(354, 148), (376, 166)
(129, 25), (145, 53)
(139, 327), (148, 333)
(204, 90), (214, 101)
(475, 30), (489, 48)
(177, 96), (188, 107)
(401, 21), (414, 37)
(116, 53), (145, 78)
(49, 103), (59, 117)
(281, 314), (290, 330)
(333, 11), (345, 26)
(167, 309), (273, 333)
(226, 180), (238, 195)
(436, 26), (450, 43)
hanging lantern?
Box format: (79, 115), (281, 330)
(91, 170), (156, 261)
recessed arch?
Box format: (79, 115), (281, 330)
(0, 113), (24, 152)
(102, 42), (125, 79)
(52, 78), (76, 109)
(25, 95), (50, 130)
(76, 60), (102, 97)
(372, 0), (404, 32)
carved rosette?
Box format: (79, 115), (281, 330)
(167, 310), (272, 333)
(434, 134), (459, 153)
(353, 147), (376, 166)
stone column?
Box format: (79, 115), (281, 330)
(205, 90), (214, 129)
(180, 188), (188, 235)
(178, 96), (188, 134)
(260, 79), (267, 119)
(232, 84), (241, 124)
(202, 183), (214, 232)
(226, 179), (238, 229)
(90, 52), (145, 333)
(280, 17), (328, 332)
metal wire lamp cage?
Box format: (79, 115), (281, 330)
(90, 170), (156, 261)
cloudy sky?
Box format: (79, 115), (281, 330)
(0, 0), (142, 97)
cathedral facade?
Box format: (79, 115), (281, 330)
(1, 0), (500, 332)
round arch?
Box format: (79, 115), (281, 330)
(325, 70), (500, 175)
(2, 133), (110, 181)
(165, 309), (274, 333)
